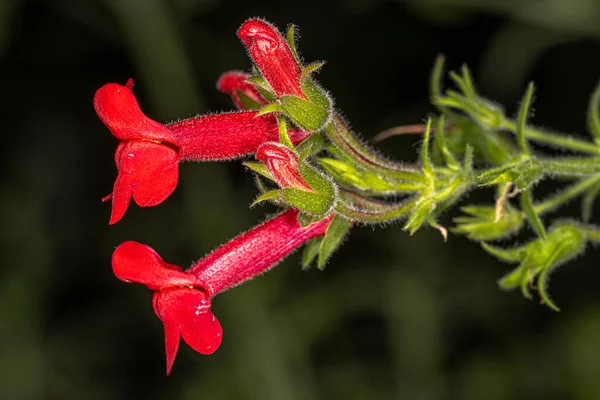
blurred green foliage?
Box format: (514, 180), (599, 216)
(1, 0), (600, 399)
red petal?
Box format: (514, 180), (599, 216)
(153, 288), (223, 374)
(112, 241), (201, 290)
(117, 140), (180, 208)
(94, 83), (177, 143)
(216, 71), (267, 109)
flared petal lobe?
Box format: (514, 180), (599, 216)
(108, 140), (179, 224)
(153, 288), (223, 375)
(112, 241), (202, 290)
(94, 83), (177, 143)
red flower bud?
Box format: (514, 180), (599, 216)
(95, 81), (308, 224)
(237, 19), (305, 99)
(111, 209), (333, 374)
(216, 70), (267, 109)
(256, 142), (313, 192)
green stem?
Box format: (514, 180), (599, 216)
(335, 197), (417, 223)
(501, 121), (600, 155)
(534, 175), (600, 214)
(325, 116), (427, 183)
(539, 157), (600, 176)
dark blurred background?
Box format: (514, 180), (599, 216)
(1, 0), (600, 399)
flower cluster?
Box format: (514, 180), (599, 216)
(97, 17), (600, 373)
(97, 18), (349, 374)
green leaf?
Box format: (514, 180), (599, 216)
(420, 118), (433, 175)
(256, 102), (286, 117)
(235, 89), (262, 110)
(299, 162), (335, 196)
(302, 237), (323, 269)
(251, 189), (281, 207)
(453, 204), (524, 241)
(246, 76), (274, 94)
(297, 132), (326, 158)
(516, 82), (535, 156)
(481, 242), (525, 263)
(297, 212), (320, 227)
(433, 114), (460, 170)
(318, 215), (352, 269)
(280, 95), (330, 132)
(582, 181), (600, 222)
(588, 81), (600, 145)
(243, 162), (274, 181)
(278, 118), (296, 152)
(281, 188), (333, 216)
(478, 158), (542, 190)
(285, 24), (301, 64)
(520, 190), (546, 239)
(404, 197), (436, 235)
(300, 62), (326, 81)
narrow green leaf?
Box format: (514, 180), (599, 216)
(521, 190), (546, 239)
(582, 181), (600, 221)
(285, 24), (301, 64)
(588, 81), (600, 144)
(420, 118), (433, 175)
(318, 215), (352, 269)
(251, 189), (281, 207)
(430, 55), (449, 115)
(243, 162), (274, 181)
(235, 89), (262, 110)
(434, 114), (460, 170)
(300, 62), (326, 81)
(246, 76), (274, 94)
(516, 82), (535, 156)
(497, 264), (527, 290)
(256, 102), (285, 117)
(460, 64), (477, 98)
(278, 118), (296, 152)
(302, 237), (323, 269)
(536, 244), (565, 312)
(481, 242), (524, 263)
(404, 197), (436, 235)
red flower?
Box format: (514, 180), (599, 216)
(217, 71), (267, 109)
(237, 19), (305, 99)
(112, 209), (333, 374)
(95, 80), (307, 224)
(256, 142), (314, 192)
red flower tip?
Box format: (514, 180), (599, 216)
(112, 241), (202, 290)
(153, 288), (222, 375)
(216, 71), (267, 110)
(256, 142), (313, 192)
(94, 82), (176, 143)
(237, 19), (304, 98)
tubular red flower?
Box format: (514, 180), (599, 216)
(95, 81), (306, 224)
(111, 209), (333, 374)
(216, 71), (267, 109)
(256, 142), (314, 192)
(188, 208), (332, 295)
(237, 19), (305, 99)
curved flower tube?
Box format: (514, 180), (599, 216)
(95, 80), (307, 224)
(217, 70), (267, 109)
(112, 209), (333, 374)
